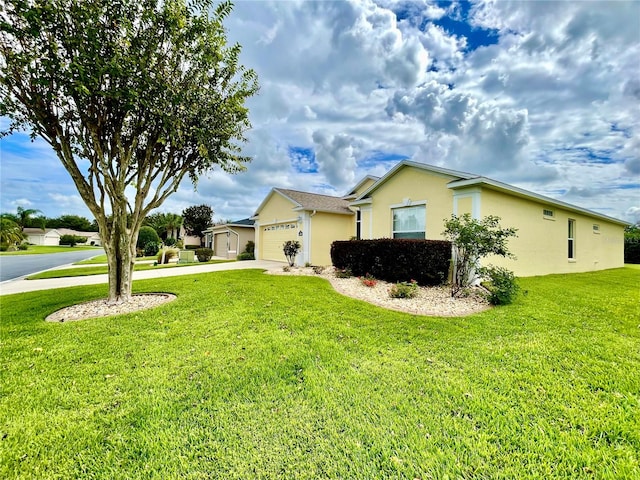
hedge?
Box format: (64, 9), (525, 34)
(330, 239), (452, 286)
(624, 239), (640, 264)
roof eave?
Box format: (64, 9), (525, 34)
(448, 177), (631, 226)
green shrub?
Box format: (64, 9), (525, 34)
(331, 239), (451, 286)
(283, 240), (301, 267)
(236, 252), (254, 261)
(389, 280), (419, 299)
(479, 266), (519, 305)
(624, 238), (640, 264)
(244, 240), (255, 256)
(334, 267), (353, 278)
(144, 241), (160, 256)
(137, 226), (160, 249)
(164, 237), (177, 246)
(196, 247), (213, 262)
(0, 244), (8, 252)
(17, 243), (28, 250)
(59, 234), (87, 246)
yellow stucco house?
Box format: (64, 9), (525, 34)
(253, 176), (378, 266)
(254, 160), (628, 275)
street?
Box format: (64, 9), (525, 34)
(0, 249), (103, 282)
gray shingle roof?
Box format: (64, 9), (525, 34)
(276, 188), (353, 215)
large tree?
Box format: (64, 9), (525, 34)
(0, 0), (258, 303)
(182, 204), (213, 245)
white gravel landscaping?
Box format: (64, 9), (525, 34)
(267, 266), (491, 317)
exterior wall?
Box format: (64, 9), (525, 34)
(309, 212), (354, 266)
(365, 166), (455, 240)
(255, 192), (299, 262)
(479, 188), (626, 276)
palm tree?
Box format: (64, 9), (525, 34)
(164, 213), (183, 240)
(1, 218), (26, 246)
(16, 206), (43, 229)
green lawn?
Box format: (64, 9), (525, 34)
(27, 259), (235, 279)
(0, 245), (101, 255)
(1, 267), (638, 479)
(73, 254), (158, 265)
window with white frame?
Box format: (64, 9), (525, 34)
(392, 205), (425, 239)
(356, 210), (362, 240)
(568, 219), (576, 259)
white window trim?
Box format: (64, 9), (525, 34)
(568, 218), (576, 261)
(391, 202), (427, 239)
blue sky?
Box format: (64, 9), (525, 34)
(1, 0), (639, 224)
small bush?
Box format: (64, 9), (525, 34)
(0, 244), (8, 252)
(157, 248), (178, 264)
(389, 280), (419, 299)
(17, 243), (28, 251)
(312, 265), (325, 275)
(60, 234), (87, 246)
(176, 239), (184, 248)
(479, 266), (519, 305)
(334, 267), (353, 278)
(359, 273), (377, 287)
(144, 241), (160, 256)
(164, 237), (177, 246)
(283, 240), (301, 267)
(196, 247), (213, 262)
(236, 252), (254, 261)
(137, 226), (160, 249)
(244, 240), (255, 256)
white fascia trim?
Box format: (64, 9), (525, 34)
(448, 177), (630, 226)
(350, 198), (373, 206)
(389, 200), (427, 209)
(258, 217), (300, 227)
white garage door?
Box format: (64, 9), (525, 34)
(214, 233), (227, 257)
(260, 222), (299, 262)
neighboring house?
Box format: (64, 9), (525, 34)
(23, 228), (61, 246)
(203, 218), (255, 259)
(253, 178), (378, 266)
(24, 228), (102, 246)
(164, 225), (201, 247)
(56, 228), (101, 246)
(351, 160), (628, 277)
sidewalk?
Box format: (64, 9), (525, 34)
(0, 259), (284, 296)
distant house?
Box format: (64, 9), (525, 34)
(56, 228), (101, 246)
(203, 219), (255, 259)
(252, 160), (628, 275)
(23, 228), (61, 246)
(23, 228), (102, 246)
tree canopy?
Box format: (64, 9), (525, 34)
(0, 0), (258, 302)
(182, 204), (213, 243)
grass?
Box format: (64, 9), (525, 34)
(0, 245), (101, 255)
(26, 259), (235, 279)
(73, 254), (158, 265)
(1, 267), (639, 479)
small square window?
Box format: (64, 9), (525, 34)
(543, 209), (554, 217)
(593, 224), (600, 233)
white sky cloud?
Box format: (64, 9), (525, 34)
(1, 0), (638, 224)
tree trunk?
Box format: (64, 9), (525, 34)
(103, 213), (137, 304)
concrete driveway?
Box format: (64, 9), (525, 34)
(0, 259), (284, 296)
